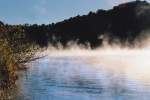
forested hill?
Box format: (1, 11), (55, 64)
(49, 0), (150, 47)
(1, 0), (150, 48)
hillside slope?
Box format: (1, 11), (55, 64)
(48, 0), (150, 47)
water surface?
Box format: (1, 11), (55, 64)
(9, 54), (150, 100)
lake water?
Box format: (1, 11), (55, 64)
(5, 50), (150, 100)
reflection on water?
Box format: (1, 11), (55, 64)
(6, 54), (150, 100)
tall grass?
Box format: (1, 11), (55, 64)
(0, 24), (37, 89)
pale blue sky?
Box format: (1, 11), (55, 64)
(0, 0), (148, 24)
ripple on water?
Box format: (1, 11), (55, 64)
(9, 56), (150, 100)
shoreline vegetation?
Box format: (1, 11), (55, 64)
(0, 23), (39, 92)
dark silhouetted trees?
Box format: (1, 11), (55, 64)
(1, 0), (150, 48)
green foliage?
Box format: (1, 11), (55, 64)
(0, 24), (37, 89)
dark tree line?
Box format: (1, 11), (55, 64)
(1, 0), (150, 48)
(49, 0), (150, 48)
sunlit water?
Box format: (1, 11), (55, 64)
(7, 49), (150, 100)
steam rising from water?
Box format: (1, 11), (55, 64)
(36, 34), (150, 84)
(16, 35), (150, 100)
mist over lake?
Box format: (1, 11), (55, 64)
(11, 47), (150, 100)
